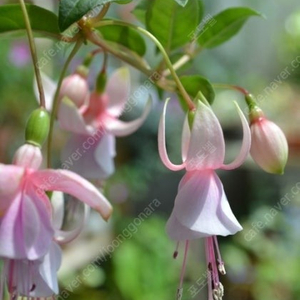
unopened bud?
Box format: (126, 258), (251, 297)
(250, 113), (288, 174)
(59, 73), (90, 107)
(25, 108), (50, 148)
(13, 144), (42, 169)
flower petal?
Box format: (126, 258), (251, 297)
(31, 169), (113, 221)
(158, 99), (185, 171)
(0, 164), (24, 214)
(166, 213), (208, 241)
(181, 114), (190, 162)
(106, 67), (130, 117)
(51, 192), (65, 230)
(55, 203), (90, 244)
(0, 189), (54, 260)
(38, 243), (62, 295)
(61, 133), (114, 180)
(34, 72), (56, 111)
(221, 102), (251, 170)
(58, 97), (94, 135)
(94, 133), (116, 175)
(186, 101), (225, 171)
(173, 170), (242, 237)
(105, 97), (152, 136)
(12, 243), (62, 297)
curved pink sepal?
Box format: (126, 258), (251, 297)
(158, 99), (185, 171)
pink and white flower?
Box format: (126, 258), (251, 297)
(158, 99), (251, 299)
(0, 143), (112, 261)
(39, 67), (151, 179)
(159, 99), (250, 240)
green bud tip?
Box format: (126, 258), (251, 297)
(75, 65), (89, 78)
(25, 108), (50, 148)
(96, 70), (107, 94)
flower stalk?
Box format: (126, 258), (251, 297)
(18, 0), (46, 108)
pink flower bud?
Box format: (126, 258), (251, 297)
(250, 115), (288, 174)
(59, 74), (90, 108)
(13, 144), (42, 169)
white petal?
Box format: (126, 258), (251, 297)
(106, 67), (130, 117)
(58, 97), (93, 135)
(106, 97), (152, 136)
(186, 101), (225, 171)
(173, 170), (242, 237)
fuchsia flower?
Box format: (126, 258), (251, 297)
(158, 99), (251, 298)
(40, 68), (151, 179)
(0, 143), (112, 298)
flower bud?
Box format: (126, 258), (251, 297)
(13, 144), (42, 169)
(250, 110), (288, 174)
(25, 108), (50, 148)
(59, 73), (90, 108)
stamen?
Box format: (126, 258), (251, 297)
(213, 236), (226, 275)
(176, 288), (183, 300)
(173, 242), (180, 259)
(177, 240), (189, 299)
(212, 282), (224, 300)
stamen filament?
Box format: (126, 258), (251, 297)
(177, 240), (189, 300)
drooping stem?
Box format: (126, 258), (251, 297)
(18, 0), (45, 108)
(87, 31), (152, 77)
(213, 83), (249, 96)
(94, 20), (195, 110)
(47, 39), (84, 167)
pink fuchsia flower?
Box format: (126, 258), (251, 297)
(249, 107), (288, 174)
(158, 99), (251, 299)
(2, 242), (62, 299)
(39, 67), (151, 179)
(159, 99), (250, 239)
(0, 143), (112, 261)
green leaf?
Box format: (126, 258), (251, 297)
(97, 22), (146, 56)
(174, 0), (189, 7)
(198, 7), (261, 48)
(0, 4), (60, 38)
(58, 0), (131, 32)
(180, 75), (215, 110)
(146, 0), (203, 53)
(132, 0), (149, 24)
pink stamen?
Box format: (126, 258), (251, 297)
(177, 240), (189, 300)
(213, 236), (226, 275)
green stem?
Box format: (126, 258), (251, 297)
(47, 39), (84, 167)
(87, 31), (152, 77)
(94, 20), (195, 110)
(19, 0), (45, 108)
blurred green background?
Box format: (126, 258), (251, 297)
(1, 0), (300, 300)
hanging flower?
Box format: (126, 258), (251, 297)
(0, 143), (112, 261)
(38, 67), (151, 179)
(158, 99), (251, 299)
